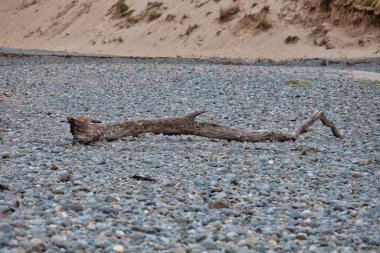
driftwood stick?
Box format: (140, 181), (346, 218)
(67, 109), (343, 144)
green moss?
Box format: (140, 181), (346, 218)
(286, 80), (311, 85)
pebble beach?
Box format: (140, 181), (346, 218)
(0, 53), (379, 253)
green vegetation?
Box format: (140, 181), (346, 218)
(256, 19), (272, 30)
(113, 0), (135, 19)
(285, 80), (311, 85)
(121, 1), (163, 24)
(103, 37), (124, 44)
(123, 9), (135, 18)
(146, 1), (163, 22)
(219, 3), (240, 22)
(240, 6), (272, 31)
(256, 6), (272, 30)
(116, 0), (128, 13)
(345, 0), (380, 9)
(146, 1), (163, 11)
(260, 5), (270, 14)
(319, 0), (380, 11)
(357, 80), (380, 85)
(285, 36), (300, 44)
(148, 11), (161, 21)
(319, 0), (333, 11)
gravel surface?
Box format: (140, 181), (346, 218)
(0, 54), (379, 253)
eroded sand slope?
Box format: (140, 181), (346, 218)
(0, 0), (379, 60)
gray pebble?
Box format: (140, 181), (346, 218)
(200, 238), (219, 250)
(0, 54), (378, 253)
(63, 204), (84, 212)
(224, 242), (239, 253)
(58, 171), (71, 182)
(0, 223), (14, 233)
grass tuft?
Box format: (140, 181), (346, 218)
(260, 5), (270, 14)
(256, 19), (272, 30)
(219, 3), (240, 22)
(123, 9), (134, 18)
(239, 5), (272, 31)
(116, 0), (129, 13)
(284, 36), (300, 44)
(113, 0), (131, 18)
(146, 2), (163, 22)
(320, 0), (380, 11)
(147, 1), (163, 11)
(256, 6), (272, 30)
(319, 0), (333, 11)
(344, 0), (380, 9)
(286, 80), (311, 85)
(357, 80), (380, 85)
(111, 0), (135, 20)
(148, 11), (161, 21)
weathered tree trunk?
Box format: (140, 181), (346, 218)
(67, 109), (343, 144)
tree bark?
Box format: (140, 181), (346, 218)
(67, 109), (343, 144)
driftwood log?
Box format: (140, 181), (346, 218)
(67, 109), (342, 144)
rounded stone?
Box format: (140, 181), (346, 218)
(113, 244), (124, 252)
(115, 230), (125, 238)
(0, 223), (14, 233)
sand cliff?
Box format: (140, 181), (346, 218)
(0, 0), (379, 60)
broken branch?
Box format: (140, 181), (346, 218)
(67, 109), (343, 144)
